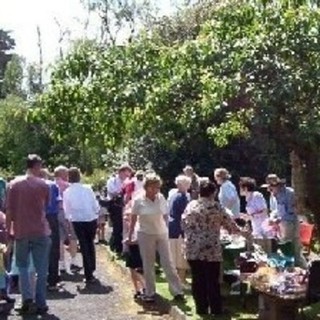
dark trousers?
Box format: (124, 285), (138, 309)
(188, 260), (222, 315)
(73, 220), (97, 281)
(46, 214), (60, 286)
(108, 201), (123, 254)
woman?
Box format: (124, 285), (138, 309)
(127, 173), (183, 302)
(239, 177), (270, 236)
(182, 180), (244, 316)
(63, 167), (100, 284)
(168, 175), (191, 286)
(214, 168), (240, 218)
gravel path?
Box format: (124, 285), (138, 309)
(3, 245), (172, 320)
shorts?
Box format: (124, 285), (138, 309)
(125, 244), (143, 272)
(169, 237), (189, 270)
(58, 210), (77, 242)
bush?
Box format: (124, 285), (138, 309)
(82, 169), (108, 192)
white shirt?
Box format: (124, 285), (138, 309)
(218, 180), (240, 217)
(132, 192), (168, 235)
(106, 175), (123, 200)
(63, 183), (100, 222)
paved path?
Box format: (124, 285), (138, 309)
(3, 246), (172, 320)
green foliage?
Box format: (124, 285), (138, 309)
(0, 95), (51, 173)
(2, 54), (25, 97)
(82, 168), (107, 191)
(0, 29), (15, 98)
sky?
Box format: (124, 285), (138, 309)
(0, 0), (173, 67)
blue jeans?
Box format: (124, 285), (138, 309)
(15, 236), (51, 307)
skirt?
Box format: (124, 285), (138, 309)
(125, 244), (143, 272)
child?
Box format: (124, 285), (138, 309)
(0, 212), (15, 304)
(123, 203), (145, 300)
(96, 195), (108, 244)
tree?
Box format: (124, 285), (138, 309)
(83, 0), (157, 44)
(2, 54), (25, 97)
(0, 29), (15, 97)
(0, 95), (51, 173)
(194, 0), (320, 222)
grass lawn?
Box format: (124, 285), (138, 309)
(156, 272), (259, 320)
(108, 249), (259, 319)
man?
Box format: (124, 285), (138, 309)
(40, 169), (62, 291)
(183, 165), (200, 200)
(63, 167), (100, 283)
(6, 154), (51, 315)
(106, 164), (132, 254)
(54, 165), (79, 273)
(266, 174), (307, 268)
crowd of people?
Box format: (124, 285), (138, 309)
(0, 155), (308, 317)
(0, 155), (100, 315)
(106, 164), (307, 316)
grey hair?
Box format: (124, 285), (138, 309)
(175, 175), (192, 187)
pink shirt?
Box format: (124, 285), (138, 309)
(6, 175), (50, 239)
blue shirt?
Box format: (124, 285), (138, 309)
(45, 180), (61, 215)
(273, 186), (296, 222)
(168, 192), (190, 238)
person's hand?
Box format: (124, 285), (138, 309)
(123, 238), (131, 245)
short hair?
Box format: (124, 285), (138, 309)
(183, 165), (194, 172)
(175, 175), (192, 187)
(239, 177), (256, 192)
(199, 181), (217, 198)
(54, 165), (68, 177)
(68, 167), (81, 183)
(144, 173), (162, 189)
(214, 168), (231, 181)
(26, 154), (42, 169)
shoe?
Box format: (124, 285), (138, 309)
(16, 299), (37, 315)
(142, 295), (155, 303)
(70, 264), (82, 271)
(0, 295), (15, 303)
(84, 277), (99, 284)
(173, 294), (185, 302)
(4, 296), (16, 303)
(48, 285), (60, 292)
(133, 292), (142, 300)
(37, 305), (49, 315)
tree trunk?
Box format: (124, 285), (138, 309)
(290, 150), (308, 215)
(302, 148), (320, 230)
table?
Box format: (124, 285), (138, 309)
(252, 284), (306, 320)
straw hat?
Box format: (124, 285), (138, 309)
(261, 174), (286, 188)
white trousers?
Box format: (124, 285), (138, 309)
(138, 232), (183, 297)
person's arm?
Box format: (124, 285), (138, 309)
(62, 190), (72, 221)
(128, 214), (138, 243)
(127, 198), (139, 243)
(160, 194), (169, 224)
(5, 184), (14, 236)
(88, 186), (100, 215)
